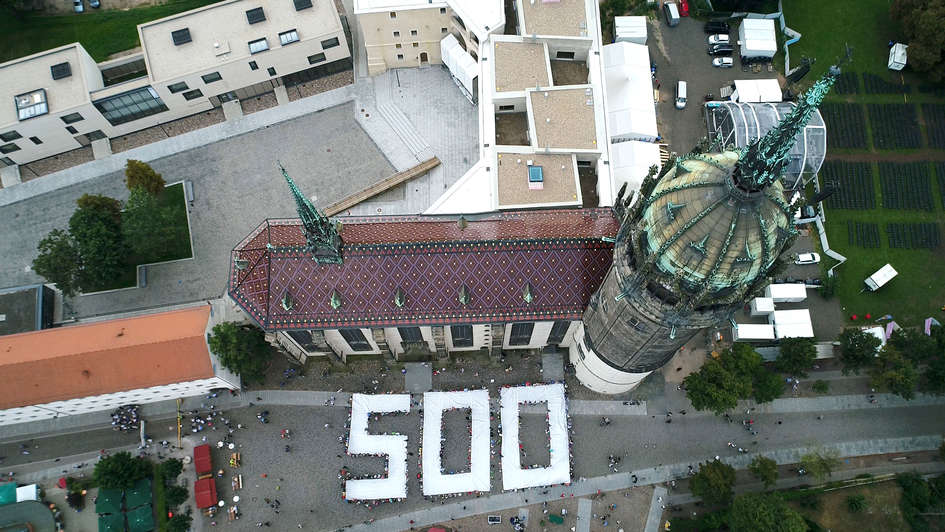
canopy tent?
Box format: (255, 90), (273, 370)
(738, 18), (777, 58)
(732, 79), (782, 103)
(194, 478), (218, 509)
(610, 141), (661, 197)
(732, 323), (776, 341)
(500, 383), (571, 491)
(614, 16), (647, 44)
(193, 444), (212, 477)
(441, 34), (478, 103)
(98, 512), (126, 532)
(768, 309), (814, 339)
(602, 42), (658, 142)
(864, 326), (888, 349)
(706, 101), (825, 189)
(0, 483), (15, 506)
(765, 283), (807, 303)
(421, 390), (491, 496)
(96, 488), (123, 515)
(125, 503), (155, 532)
(124, 478), (151, 510)
(345, 394), (411, 500)
(15, 484), (38, 502)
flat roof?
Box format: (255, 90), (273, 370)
(529, 87), (598, 150)
(520, 0), (588, 37)
(494, 41), (549, 93)
(139, 0), (342, 82)
(496, 152), (579, 208)
(0, 44), (91, 127)
(0, 285), (45, 337)
(353, 0), (446, 13)
(0, 306), (214, 409)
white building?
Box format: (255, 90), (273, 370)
(0, 306), (238, 427)
(0, 0), (350, 170)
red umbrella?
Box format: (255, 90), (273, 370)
(57, 477), (67, 489)
(851, 314), (858, 320)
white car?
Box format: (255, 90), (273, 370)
(712, 57), (733, 68)
(794, 252), (821, 265)
(707, 34), (730, 46)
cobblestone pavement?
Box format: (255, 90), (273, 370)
(0, 103), (394, 318)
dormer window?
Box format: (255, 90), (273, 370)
(50, 62), (72, 80)
(246, 7), (265, 24)
(172, 28), (192, 45)
(15, 89), (48, 121)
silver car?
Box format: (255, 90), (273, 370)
(712, 57), (733, 68)
(73, 0), (84, 12)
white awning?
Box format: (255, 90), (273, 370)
(732, 79), (782, 103)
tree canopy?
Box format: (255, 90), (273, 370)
(208, 322), (272, 383)
(749, 455), (779, 489)
(729, 493), (807, 532)
(690, 459), (737, 506)
(93, 452), (152, 490)
(838, 328), (881, 375)
(32, 229), (81, 297)
(870, 345), (919, 399)
(122, 187), (180, 263)
(801, 448), (841, 482)
(125, 159), (166, 197)
(891, 0), (945, 82)
(69, 194), (127, 289)
(775, 337), (817, 377)
(684, 343), (781, 414)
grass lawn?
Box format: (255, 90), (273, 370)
(0, 0), (219, 63)
(89, 182), (192, 292)
(789, 481), (908, 532)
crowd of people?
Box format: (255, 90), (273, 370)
(109, 404), (141, 432)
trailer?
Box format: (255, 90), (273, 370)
(864, 264), (897, 291)
(440, 34), (478, 104)
(888, 43), (908, 71)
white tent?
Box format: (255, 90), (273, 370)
(421, 390), (491, 495)
(441, 34), (478, 103)
(610, 141), (661, 196)
(732, 79), (782, 103)
(749, 297), (775, 316)
(768, 309), (814, 339)
(16, 484), (39, 502)
(733, 323), (776, 341)
(765, 283), (807, 303)
(345, 393), (411, 500)
(614, 16), (647, 45)
(738, 18), (777, 59)
(602, 42), (658, 142)
(500, 383), (571, 491)
(888, 43), (908, 71)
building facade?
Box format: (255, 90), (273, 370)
(0, 306), (238, 426)
(0, 0), (351, 170)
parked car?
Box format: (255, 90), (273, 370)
(678, 0), (690, 16)
(704, 20), (730, 34)
(708, 44), (735, 56)
(707, 34), (730, 46)
(712, 57), (733, 68)
(73, 0), (83, 12)
(794, 252), (821, 265)
(89, 0), (100, 7)
(663, 2), (680, 26)
(675, 80), (687, 109)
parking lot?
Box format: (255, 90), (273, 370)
(650, 15), (781, 153)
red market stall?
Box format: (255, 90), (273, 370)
(193, 444), (212, 477)
(194, 477), (218, 509)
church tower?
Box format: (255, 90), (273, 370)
(571, 67), (839, 394)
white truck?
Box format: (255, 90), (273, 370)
(864, 264), (897, 291)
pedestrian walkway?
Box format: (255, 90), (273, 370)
(644, 486), (667, 532)
(541, 351), (564, 382)
(576, 497), (592, 532)
(404, 363), (432, 393)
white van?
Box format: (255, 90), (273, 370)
(675, 80), (687, 109)
(663, 2), (680, 27)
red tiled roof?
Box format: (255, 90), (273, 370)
(0, 307), (213, 410)
(229, 209), (618, 330)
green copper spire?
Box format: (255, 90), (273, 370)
(733, 65), (840, 191)
(279, 163), (343, 264)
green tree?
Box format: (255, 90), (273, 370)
(749, 455), (779, 489)
(776, 337), (817, 377)
(940, 440), (945, 462)
(122, 187), (180, 263)
(208, 322), (272, 383)
(889, 328), (938, 364)
(870, 345), (918, 400)
(801, 448), (841, 482)
(69, 194), (127, 290)
(838, 328), (881, 375)
(752, 368), (785, 403)
(846, 494), (868, 513)
(166, 508), (193, 532)
(32, 229), (81, 297)
(124, 159), (166, 197)
(690, 459), (737, 506)
(161, 458), (183, 483)
(165, 485), (189, 507)
(93, 452), (152, 490)
(729, 493), (807, 532)
(891, 0), (945, 82)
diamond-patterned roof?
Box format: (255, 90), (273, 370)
(229, 209), (619, 330)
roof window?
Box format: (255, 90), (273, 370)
(50, 62), (72, 80)
(15, 89), (48, 121)
(246, 7), (266, 24)
(293, 0), (311, 9)
(172, 28), (192, 45)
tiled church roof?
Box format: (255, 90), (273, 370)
(229, 209), (618, 330)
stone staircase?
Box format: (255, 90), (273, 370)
(375, 70), (435, 163)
